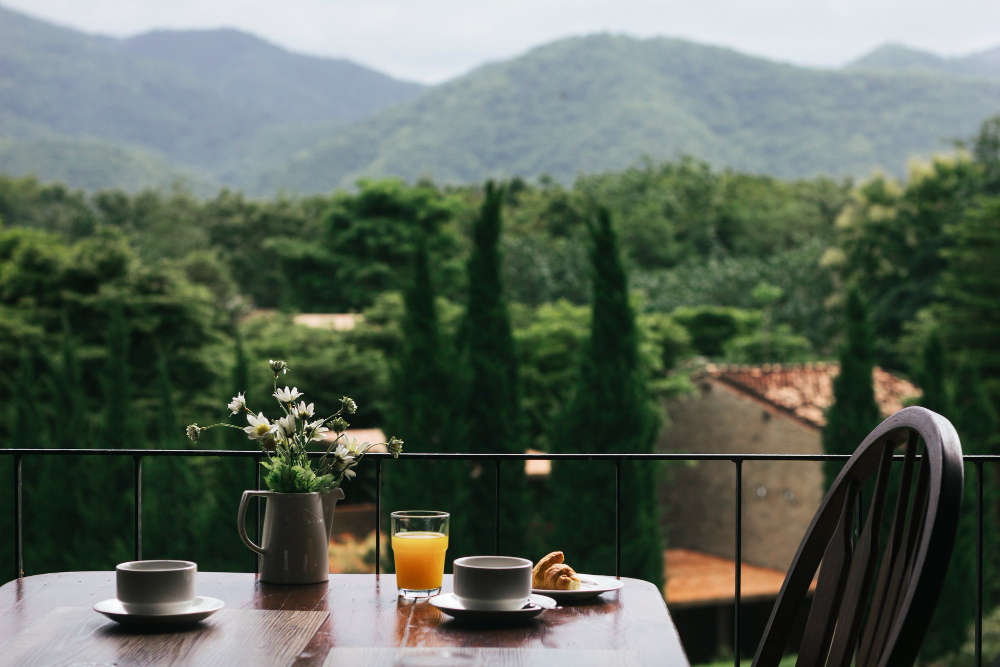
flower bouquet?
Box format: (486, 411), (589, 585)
(186, 358), (402, 492)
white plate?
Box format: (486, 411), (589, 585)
(429, 593), (557, 623)
(94, 596), (224, 627)
(532, 574), (624, 601)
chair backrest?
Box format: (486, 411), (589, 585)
(751, 407), (964, 667)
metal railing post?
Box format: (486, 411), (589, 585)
(615, 459), (622, 579)
(375, 458), (382, 576)
(133, 455), (143, 561)
(13, 453), (22, 579)
(976, 461), (983, 667)
(734, 458), (742, 666)
(253, 455), (261, 573)
(494, 459), (501, 556)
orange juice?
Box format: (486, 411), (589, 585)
(392, 531), (448, 590)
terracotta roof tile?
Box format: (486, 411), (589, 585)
(703, 363), (920, 428)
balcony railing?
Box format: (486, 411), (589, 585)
(2, 448), (996, 667)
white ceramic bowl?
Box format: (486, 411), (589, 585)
(453, 556), (532, 611)
(116, 560), (197, 615)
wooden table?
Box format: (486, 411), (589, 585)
(0, 572), (690, 666)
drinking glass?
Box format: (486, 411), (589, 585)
(390, 510), (450, 598)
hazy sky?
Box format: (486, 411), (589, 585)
(5, 0), (1000, 83)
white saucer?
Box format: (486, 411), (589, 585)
(532, 574), (624, 601)
(94, 596), (224, 627)
(429, 593), (557, 623)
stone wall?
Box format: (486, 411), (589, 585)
(657, 378), (825, 573)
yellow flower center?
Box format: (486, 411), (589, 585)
(255, 424), (270, 436)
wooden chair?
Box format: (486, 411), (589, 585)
(752, 407), (965, 667)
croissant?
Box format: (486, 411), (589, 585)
(532, 551), (564, 586)
(532, 551), (582, 590)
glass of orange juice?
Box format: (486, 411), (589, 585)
(390, 510), (450, 598)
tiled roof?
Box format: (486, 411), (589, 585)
(664, 548), (814, 608)
(702, 362), (921, 429)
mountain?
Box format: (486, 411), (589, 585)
(0, 3), (423, 188)
(257, 34), (1000, 192)
(2, 3), (1000, 194)
(0, 4), (257, 170)
(848, 43), (1000, 79)
(117, 29), (423, 126)
(0, 136), (215, 193)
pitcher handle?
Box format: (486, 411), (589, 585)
(238, 490), (269, 555)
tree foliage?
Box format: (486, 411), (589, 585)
(384, 231), (470, 562)
(456, 181), (529, 556)
(936, 195), (1000, 401)
(550, 208), (663, 585)
(822, 289), (882, 488)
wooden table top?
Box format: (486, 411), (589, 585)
(0, 572), (689, 666)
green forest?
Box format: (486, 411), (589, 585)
(1, 115), (999, 663)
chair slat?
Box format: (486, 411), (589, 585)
(881, 448), (932, 632)
(794, 480), (858, 667)
(858, 444), (931, 667)
(751, 484), (855, 667)
(825, 442), (895, 667)
(857, 431), (918, 666)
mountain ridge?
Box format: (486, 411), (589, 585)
(847, 42), (1000, 78)
(117, 28), (424, 125)
(1, 3), (999, 193)
(0, 2), (425, 189)
(257, 33), (1000, 192)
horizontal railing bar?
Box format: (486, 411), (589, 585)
(3, 449), (998, 461)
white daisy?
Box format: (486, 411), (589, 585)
(244, 412), (274, 440)
(273, 386), (302, 403)
(332, 443), (356, 470)
(276, 414), (296, 438)
(293, 401), (315, 419)
(228, 392), (246, 415)
(304, 419), (330, 442)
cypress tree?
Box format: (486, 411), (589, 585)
(37, 327), (90, 572)
(232, 326), (250, 404)
(205, 326), (257, 572)
(99, 311), (136, 566)
(822, 289), (881, 488)
(550, 208), (663, 586)
(457, 181), (528, 557)
(937, 195), (1000, 403)
(916, 339), (974, 658)
(952, 363), (1000, 607)
(385, 232), (469, 562)
(915, 331), (949, 414)
(52, 317), (85, 449)
(155, 350), (178, 445)
(145, 349), (206, 561)
(9, 350), (54, 573)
